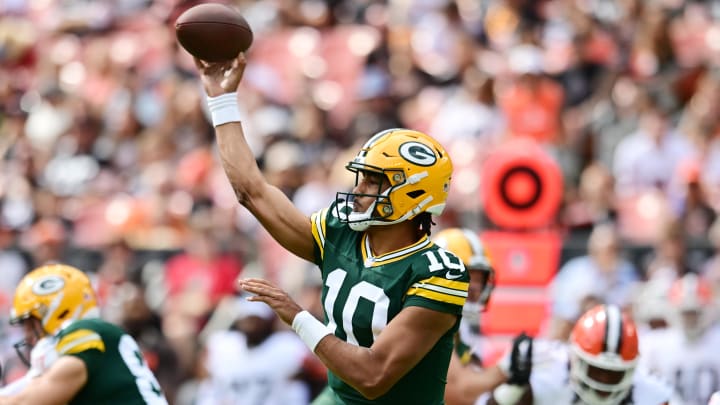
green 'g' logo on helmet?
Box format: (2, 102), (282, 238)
(32, 276), (66, 296)
(398, 142), (437, 167)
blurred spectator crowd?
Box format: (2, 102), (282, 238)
(4, 0), (720, 403)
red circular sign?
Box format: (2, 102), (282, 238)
(481, 139), (563, 229)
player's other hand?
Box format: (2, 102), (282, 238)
(506, 332), (533, 386)
(194, 53), (247, 97)
(237, 278), (303, 325)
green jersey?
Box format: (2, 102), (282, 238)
(54, 318), (168, 405)
(310, 202), (470, 404)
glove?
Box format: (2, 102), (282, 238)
(506, 332), (532, 386)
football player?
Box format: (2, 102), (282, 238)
(195, 297), (313, 405)
(0, 264), (168, 404)
(639, 273), (720, 405)
(195, 54), (470, 404)
(478, 304), (675, 405)
(433, 228), (495, 367)
(432, 228), (532, 405)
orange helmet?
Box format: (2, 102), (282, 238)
(336, 128), (453, 231)
(668, 273), (714, 340)
(569, 304), (639, 405)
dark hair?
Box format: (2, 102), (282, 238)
(414, 212), (435, 237)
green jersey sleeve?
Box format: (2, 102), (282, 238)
(310, 201), (352, 266)
(404, 246), (470, 315)
(55, 326), (107, 372)
(310, 206), (329, 266)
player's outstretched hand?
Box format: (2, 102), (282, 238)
(506, 332), (533, 386)
(194, 53), (247, 97)
(237, 278), (303, 325)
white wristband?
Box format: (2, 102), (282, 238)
(493, 384), (525, 405)
(292, 310), (332, 352)
(206, 92), (241, 127)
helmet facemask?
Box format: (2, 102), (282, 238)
(10, 295), (94, 366)
(336, 164), (431, 232)
(569, 349), (636, 405)
(9, 315), (44, 367)
(463, 263), (495, 323)
(677, 308), (711, 341)
(335, 165), (396, 232)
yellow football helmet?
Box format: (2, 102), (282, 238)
(337, 128), (453, 231)
(11, 263), (99, 336)
(432, 228), (495, 320)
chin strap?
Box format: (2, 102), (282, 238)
(348, 195), (435, 232)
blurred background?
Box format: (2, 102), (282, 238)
(3, 0), (720, 403)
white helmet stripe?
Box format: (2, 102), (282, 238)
(461, 229), (483, 256)
(461, 229), (491, 268)
(43, 291), (64, 332)
(605, 305), (622, 354)
(358, 129), (399, 157)
(363, 128), (398, 149)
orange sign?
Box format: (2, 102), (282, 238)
(480, 287), (550, 337)
(481, 138), (563, 229)
(481, 230), (562, 286)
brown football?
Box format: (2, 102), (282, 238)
(175, 3), (253, 62)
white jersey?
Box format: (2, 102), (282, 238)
(196, 330), (312, 405)
(457, 317), (486, 363)
(478, 340), (674, 405)
(639, 325), (720, 405)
